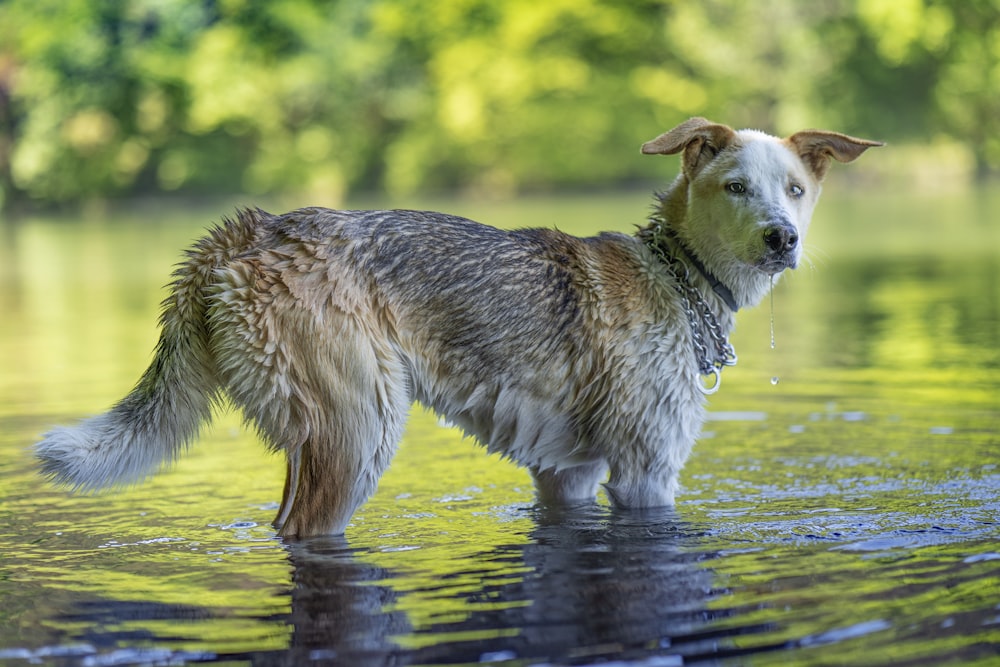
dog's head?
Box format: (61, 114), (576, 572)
(642, 118), (882, 291)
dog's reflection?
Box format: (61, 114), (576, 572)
(281, 507), (719, 665)
(282, 537), (409, 664)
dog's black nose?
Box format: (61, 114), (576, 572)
(764, 225), (799, 252)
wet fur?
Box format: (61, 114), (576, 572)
(35, 118), (880, 537)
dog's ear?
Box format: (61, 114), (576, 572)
(641, 117), (738, 176)
(787, 130), (884, 181)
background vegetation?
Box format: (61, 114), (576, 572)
(1, 0), (997, 209)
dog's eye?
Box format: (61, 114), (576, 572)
(789, 183), (805, 198)
(726, 182), (747, 195)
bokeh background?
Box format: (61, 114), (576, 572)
(1, 0), (997, 210)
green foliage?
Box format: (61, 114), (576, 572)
(0, 0), (996, 208)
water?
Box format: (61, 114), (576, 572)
(1, 188), (998, 665)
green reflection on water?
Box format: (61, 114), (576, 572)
(0, 188), (997, 662)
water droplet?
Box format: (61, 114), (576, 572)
(771, 376), (780, 385)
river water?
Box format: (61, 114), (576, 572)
(0, 188), (997, 665)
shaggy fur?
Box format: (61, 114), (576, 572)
(35, 118), (881, 537)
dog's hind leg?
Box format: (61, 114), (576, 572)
(277, 383), (409, 537)
(210, 277), (410, 536)
(273, 449), (300, 532)
(272, 329), (411, 538)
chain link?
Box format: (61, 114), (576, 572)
(646, 224), (738, 394)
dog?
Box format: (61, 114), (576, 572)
(35, 118), (881, 537)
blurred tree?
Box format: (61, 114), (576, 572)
(369, 0), (681, 195)
(929, 1), (1000, 179)
(1, 0), (220, 204)
(0, 0), (996, 209)
(830, 0), (1000, 179)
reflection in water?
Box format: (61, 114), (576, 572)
(281, 507), (729, 666)
(494, 508), (714, 663)
(19, 493), (998, 666)
(285, 538), (409, 665)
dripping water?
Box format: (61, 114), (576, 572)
(770, 275), (779, 386)
(769, 274), (776, 350)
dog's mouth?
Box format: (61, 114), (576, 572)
(756, 253), (798, 274)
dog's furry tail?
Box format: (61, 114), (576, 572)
(35, 210), (261, 491)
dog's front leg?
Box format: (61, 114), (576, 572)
(603, 466), (680, 509)
(531, 460), (608, 506)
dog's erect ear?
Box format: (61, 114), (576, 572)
(641, 117), (738, 176)
(787, 130), (884, 181)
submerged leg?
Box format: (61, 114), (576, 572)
(531, 460), (608, 506)
(603, 468), (679, 508)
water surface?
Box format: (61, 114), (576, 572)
(1, 189), (998, 665)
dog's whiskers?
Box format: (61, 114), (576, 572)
(800, 246), (829, 272)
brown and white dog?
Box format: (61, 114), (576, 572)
(35, 118), (881, 537)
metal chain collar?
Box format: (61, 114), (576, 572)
(646, 223), (738, 394)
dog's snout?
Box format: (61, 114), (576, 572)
(763, 225), (799, 253)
